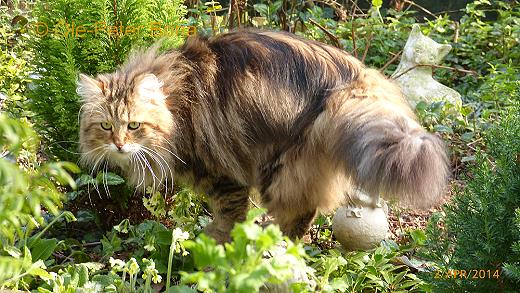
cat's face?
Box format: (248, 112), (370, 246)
(77, 72), (174, 185)
(403, 25), (451, 65)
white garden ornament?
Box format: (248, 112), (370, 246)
(332, 190), (389, 251)
(391, 24), (462, 107)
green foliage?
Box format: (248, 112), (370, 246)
(0, 115), (78, 288)
(27, 0), (188, 160)
(415, 64), (519, 173)
(142, 185), (206, 234)
(423, 102), (520, 291)
(181, 209), (309, 292)
(307, 243), (429, 292)
(425, 0), (520, 94)
(0, 6), (35, 116)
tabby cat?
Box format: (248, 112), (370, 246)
(77, 30), (449, 243)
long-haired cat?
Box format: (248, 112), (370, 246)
(77, 30), (449, 243)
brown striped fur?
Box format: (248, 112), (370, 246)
(78, 30), (450, 242)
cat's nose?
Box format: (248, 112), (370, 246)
(115, 142), (124, 151)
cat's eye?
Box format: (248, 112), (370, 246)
(128, 122), (141, 130)
(100, 122), (112, 130)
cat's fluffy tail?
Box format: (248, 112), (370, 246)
(329, 69), (450, 208)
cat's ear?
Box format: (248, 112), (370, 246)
(410, 24), (422, 38)
(77, 74), (105, 103)
(438, 44), (452, 59)
(136, 74), (166, 104)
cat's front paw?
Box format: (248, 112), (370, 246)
(203, 222), (232, 244)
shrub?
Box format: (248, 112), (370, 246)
(0, 114), (78, 288)
(290, 0), (519, 96)
(423, 102), (520, 291)
(0, 5), (34, 116)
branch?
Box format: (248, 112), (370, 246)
(379, 50), (402, 73)
(308, 18), (341, 49)
(391, 64), (478, 80)
(227, 0), (235, 29)
(403, 0), (436, 19)
(361, 32), (373, 63)
(453, 21), (460, 43)
(351, 20), (357, 58)
(348, 0), (365, 17)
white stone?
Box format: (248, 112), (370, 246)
(332, 206), (389, 251)
(392, 24), (462, 108)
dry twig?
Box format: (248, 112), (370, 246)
(403, 0), (436, 19)
(392, 64), (478, 80)
(308, 18), (341, 48)
(351, 20), (357, 57)
(361, 32), (374, 62)
(379, 50), (403, 72)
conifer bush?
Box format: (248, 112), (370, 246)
(424, 101), (520, 292)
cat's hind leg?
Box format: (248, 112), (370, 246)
(259, 149), (345, 239)
(204, 177), (249, 243)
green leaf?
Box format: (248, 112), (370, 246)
(92, 274), (119, 287)
(4, 245), (22, 258)
(461, 132), (475, 141)
(246, 208), (267, 222)
(77, 264), (90, 287)
(253, 4), (269, 17)
(269, 1), (283, 13)
(96, 172), (125, 185)
(433, 124), (454, 133)
(409, 229), (427, 246)
(184, 234), (226, 268)
(76, 174), (96, 187)
(25, 260), (53, 279)
(30, 238), (57, 261)
(461, 155), (476, 162)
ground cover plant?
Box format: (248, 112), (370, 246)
(0, 0), (519, 292)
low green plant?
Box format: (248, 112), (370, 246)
(181, 209), (310, 292)
(307, 242), (429, 292)
(143, 185), (206, 233)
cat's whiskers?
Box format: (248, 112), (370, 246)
(82, 146), (107, 173)
(152, 143), (186, 165)
(137, 150), (161, 193)
(130, 151), (142, 189)
(141, 146), (173, 193)
(45, 140), (83, 155)
(88, 148), (109, 199)
(141, 146), (175, 194)
(132, 151), (147, 191)
(77, 104), (99, 126)
(102, 161), (111, 198)
(80, 145), (108, 157)
(128, 152), (140, 190)
(140, 148), (167, 193)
